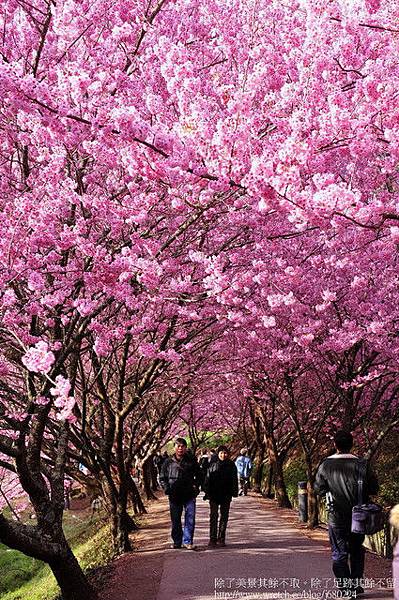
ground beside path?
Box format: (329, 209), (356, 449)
(98, 495), (170, 600)
(98, 493), (394, 600)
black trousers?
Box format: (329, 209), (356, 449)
(209, 499), (231, 542)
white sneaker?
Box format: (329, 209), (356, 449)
(182, 543), (196, 550)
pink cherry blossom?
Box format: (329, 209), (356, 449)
(21, 341), (55, 374)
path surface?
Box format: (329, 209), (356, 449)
(98, 492), (393, 600)
(156, 494), (394, 600)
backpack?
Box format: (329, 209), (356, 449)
(351, 459), (385, 536)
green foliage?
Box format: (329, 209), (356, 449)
(258, 462), (272, 495)
(283, 459), (307, 504)
(165, 430), (233, 453)
(203, 432), (233, 450)
(376, 453), (399, 507)
(0, 512), (113, 600)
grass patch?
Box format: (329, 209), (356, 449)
(0, 511), (114, 600)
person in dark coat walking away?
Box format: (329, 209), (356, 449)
(204, 445), (238, 547)
(160, 438), (202, 550)
(314, 430), (379, 596)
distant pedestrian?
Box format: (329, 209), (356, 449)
(390, 504), (399, 600)
(314, 430), (379, 596)
(90, 496), (103, 520)
(209, 448), (218, 464)
(154, 451), (166, 479)
(78, 462), (89, 476)
(204, 445), (238, 547)
(198, 448), (211, 481)
(235, 448), (252, 496)
(160, 438), (202, 550)
(64, 476), (73, 510)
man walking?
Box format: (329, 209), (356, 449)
(235, 448), (252, 496)
(160, 438), (202, 550)
(314, 430), (379, 596)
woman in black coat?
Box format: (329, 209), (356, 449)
(203, 445), (238, 547)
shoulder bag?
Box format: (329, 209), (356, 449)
(351, 458), (385, 536)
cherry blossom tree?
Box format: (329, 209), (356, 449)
(2, 0), (399, 596)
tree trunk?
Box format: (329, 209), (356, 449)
(274, 459), (292, 508)
(307, 471), (319, 529)
(50, 544), (97, 600)
(142, 457), (157, 500)
(111, 502), (133, 555)
(102, 477), (133, 555)
(150, 458), (159, 491)
(122, 512), (138, 533)
(265, 434), (291, 508)
(262, 462), (274, 498)
(127, 472), (147, 515)
(305, 461), (319, 528)
(252, 445), (265, 493)
(0, 507), (96, 600)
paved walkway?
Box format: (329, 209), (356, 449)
(156, 495), (393, 600)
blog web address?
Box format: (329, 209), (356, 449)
(213, 577), (395, 599)
(214, 592), (363, 599)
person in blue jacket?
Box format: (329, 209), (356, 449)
(235, 448), (252, 496)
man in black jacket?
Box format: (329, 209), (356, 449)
(160, 438), (202, 550)
(203, 445), (238, 547)
(315, 430), (379, 596)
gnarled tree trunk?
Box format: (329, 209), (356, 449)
(127, 472), (147, 515)
(0, 516), (97, 600)
(110, 503), (133, 554)
(265, 433), (292, 508)
(142, 457), (157, 500)
(102, 477), (134, 555)
(50, 543), (97, 600)
(262, 462), (274, 498)
(305, 465), (319, 528)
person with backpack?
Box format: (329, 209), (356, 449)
(235, 448), (252, 496)
(314, 430), (379, 596)
(203, 445), (238, 547)
(160, 438), (202, 550)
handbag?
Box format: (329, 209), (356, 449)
(351, 458), (385, 535)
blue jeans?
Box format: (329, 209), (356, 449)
(169, 498), (196, 545)
(328, 525), (365, 589)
